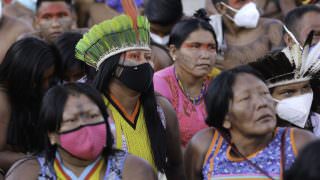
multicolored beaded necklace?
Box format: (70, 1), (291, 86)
(174, 67), (207, 105)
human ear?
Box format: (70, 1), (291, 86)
(48, 133), (58, 145)
(223, 114), (232, 129)
(169, 44), (177, 62)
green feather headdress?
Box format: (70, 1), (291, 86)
(75, 14), (150, 70)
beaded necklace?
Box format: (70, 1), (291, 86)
(174, 67), (206, 105)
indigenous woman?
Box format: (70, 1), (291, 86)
(75, 0), (184, 179)
(185, 66), (315, 180)
(153, 9), (218, 146)
(5, 83), (156, 180)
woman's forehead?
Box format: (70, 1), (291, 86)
(232, 73), (267, 93)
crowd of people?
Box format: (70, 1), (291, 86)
(1, 0), (320, 179)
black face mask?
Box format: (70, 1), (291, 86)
(117, 63), (154, 92)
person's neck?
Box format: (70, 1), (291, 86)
(222, 16), (242, 36)
(108, 79), (141, 114)
(175, 65), (206, 97)
(229, 130), (274, 157)
(57, 148), (97, 177)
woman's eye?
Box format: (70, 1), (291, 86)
(281, 91), (293, 97)
(90, 114), (99, 119)
(239, 96), (249, 101)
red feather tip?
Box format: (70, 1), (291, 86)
(121, 0), (138, 31)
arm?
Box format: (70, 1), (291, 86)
(0, 151), (25, 171)
(122, 154), (157, 180)
(293, 128), (317, 153)
(157, 96), (185, 180)
(5, 158), (39, 180)
(184, 128), (215, 180)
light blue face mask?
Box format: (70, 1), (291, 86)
(16, 0), (37, 13)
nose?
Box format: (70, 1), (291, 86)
(51, 18), (61, 28)
(199, 49), (210, 59)
(255, 95), (269, 109)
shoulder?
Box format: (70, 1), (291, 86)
(122, 154), (156, 180)
(187, 127), (216, 154)
(7, 16), (33, 33)
(291, 127), (317, 153)
(5, 157), (39, 180)
(261, 17), (283, 27)
(184, 128), (216, 178)
(156, 95), (175, 119)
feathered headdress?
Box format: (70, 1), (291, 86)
(75, 0), (150, 70)
(250, 29), (320, 88)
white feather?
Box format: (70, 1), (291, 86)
(302, 41), (320, 76)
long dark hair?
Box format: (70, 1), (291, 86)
(94, 54), (167, 173)
(39, 83), (114, 163)
(0, 37), (61, 153)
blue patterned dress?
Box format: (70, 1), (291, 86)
(202, 128), (297, 180)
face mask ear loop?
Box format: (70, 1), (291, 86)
(219, 2), (237, 23)
(283, 25), (303, 50)
(220, 1), (238, 12)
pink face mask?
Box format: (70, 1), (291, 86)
(59, 122), (107, 160)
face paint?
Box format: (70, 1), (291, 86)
(36, 2), (73, 42)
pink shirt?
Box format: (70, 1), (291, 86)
(153, 65), (208, 146)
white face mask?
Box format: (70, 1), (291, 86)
(150, 32), (170, 46)
(274, 92), (313, 128)
(221, 2), (260, 29)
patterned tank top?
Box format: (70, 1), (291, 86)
(37, 150), (127, 180)
(202, 128), (297, 180)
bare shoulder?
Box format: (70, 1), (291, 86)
(187, 127), (215, 154)
(155, 94), (177, 129)
(184, 128), (215, 180)
(122, 154), (157, 180)
(0, 16), (33, 39)
(5, 157), (39, 180)
(8, 16), (33, 33)
(292, 127), (317, 153)
(261, 17), (283, 27)
(156, 94), (173, 113)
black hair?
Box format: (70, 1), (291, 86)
(144, 0), (183, 26)
(39, 83), (114, 163)
(205, 65), (264, 134)
(285, 140), (320, 180)
(284, 5), (320, 37)
(169, 8), (218, 50)
(36, 0), (72, 10)
(93, 54), (167, 173)
(54, 32), (95, 82)
(0, 37), (61, 153)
